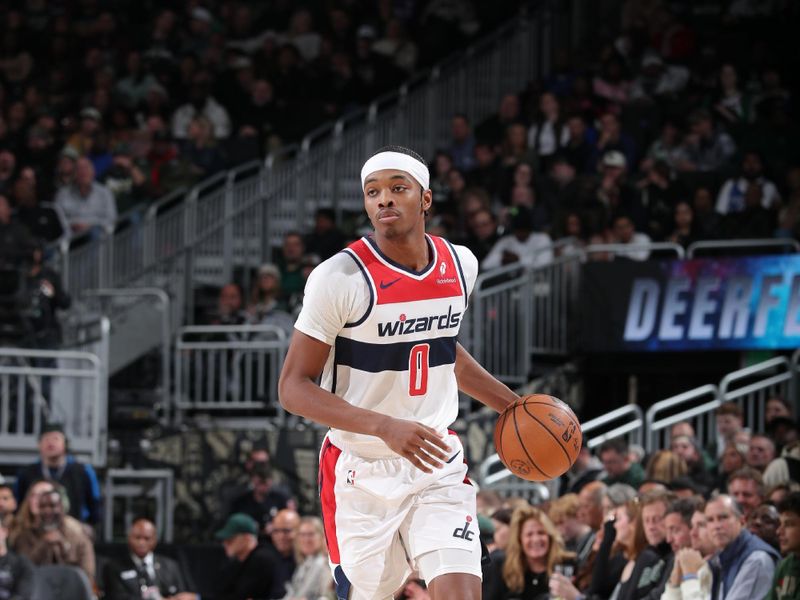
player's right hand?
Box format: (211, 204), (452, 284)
(378, 418), (451, 473)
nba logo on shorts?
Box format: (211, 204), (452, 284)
(439, 261), (447, 276)
(346, 469), (356, 485)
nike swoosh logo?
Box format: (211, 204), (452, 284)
(379, 277), (402, 289)
(446, 450), (461, 464)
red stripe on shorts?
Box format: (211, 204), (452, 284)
(319, 438), (343, 564)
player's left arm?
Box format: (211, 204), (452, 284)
(454, 342), (518, 413)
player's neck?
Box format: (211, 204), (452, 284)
(374, 230), (431, 272)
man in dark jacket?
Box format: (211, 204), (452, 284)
(14, 423), (101, 525)
(104, 517), (195, 599)
(214, 513), (277, 600)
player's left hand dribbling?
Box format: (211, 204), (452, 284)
(377, 417), (451, 473)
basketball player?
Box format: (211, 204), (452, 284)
(279, 146), (519, 600)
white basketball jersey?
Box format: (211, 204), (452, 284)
(320, 235), (475, 456)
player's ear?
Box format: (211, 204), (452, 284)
(421, 189), (433, 213)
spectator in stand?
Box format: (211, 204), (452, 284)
(704, 493), (779, 599)
(720, 181), (777, 239)
(527, 92), (569, 172)
(101, 144), (149, 215)
(0, 484), (16, 529)
(764, 442), (800, 490)
(26, 240), (71, 348)
(476, 93), (523, 148)
(485, 505), (573, 600)
(508, 184), (549, 232)
(550, 495), (637, 600)
(55, 157), (117, 236)
(499, 123), (535, 173)
(667, 201), (700, 249)
(728, 467), (766, 519)
(281, 515), (331, 600)
(641, 120), (684, 175)
(670, 435), (715, 495)
(748, 504), (780, 551)
(181, 115), (225, 180)
(629, 52), (690, 104)
(276, 231), (306, 311)
(372, 18), (419, 74)
(171, 71), (232, 141)
(8, 480), (54, 548)
(561, 440), (604, 496)
(463, 207), (499, 265)
(448, 114), (476, 172)
(590, 113), (636, 173)
(712, 402), (746, 460)
(468, 142), (505, 201)
(0, 194), (34, 266)
(304, 208), (346, 261)
(638, 160), (686, 241)
(609, 213), (651, 261)
(209, 283), (250, 326)
(577, 481), (607, 534)
(690, 185), (720, 240)
(562, 114), (594, 173)
(748, 435), (777, 473)
(549, 494), (595, 575)
(710, 63), (754, 127)
(766, 397), (793, 427)
(15, 424), (101, 526)
(228, 461), (294, 534)
(675, 108), (736, 173)
(589, 150), (645, 233)
(645, 450), (688, 486)
(716, 151), (781, 214)
(717, 443), (748, 493)
(0, 517), (33, 600)
(103, 517), (195, 600)
(13, 488), (95, 582)
(623, 490), (675, 599)
(12, 175), (68, 245)
(599, 438), (645, 489)
(65, 107), (103, 158)
(214, 513), (277, 600)
(592, 57), (631, 108)
(0, 150), (17, 195)
(481, 206), (553, 270)
(249, 262), (290, 315)
(266, 508), (300, 599)
(767, 492), (800, 600)
(664, 498), (714, 600)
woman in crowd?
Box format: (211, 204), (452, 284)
(282, 516), (332, 600)
(484, 505), (574, 600)
(645, 450), (688, 485)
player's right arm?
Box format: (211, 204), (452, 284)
(278, 254), (450, 473)
(279, 333), (450, 472)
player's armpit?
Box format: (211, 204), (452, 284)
(453, 343), (518, 413)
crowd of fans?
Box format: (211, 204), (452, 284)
(3, 397), (800, 598)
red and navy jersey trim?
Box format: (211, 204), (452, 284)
(363, 235), (437, 277)
(334, 336), (457, 372)
(443, 238), (469, 308)
(341, 248), (375, 328)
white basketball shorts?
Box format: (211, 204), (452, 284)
(318, 430), (482, 599)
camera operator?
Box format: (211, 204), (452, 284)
(26, 240), (71, 349)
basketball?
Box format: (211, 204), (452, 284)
(494, 394), (582, 481)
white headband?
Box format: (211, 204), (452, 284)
(360, 151), (430, 191)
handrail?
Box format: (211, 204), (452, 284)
(687, 238), (800, 258)
(644, 384), (720, 453)
(584, 242), (686, 259)
(581, 404), (644, 449)
(84, 288), (172, 420)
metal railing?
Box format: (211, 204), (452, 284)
(173, 324), (289, 422)
(645, 385), (720, 453)
(582, 404), (645, 450)
(719, 356), (793, 435)
(0, 345), (106, 465)
(584, 242), (686, 260)
(104, 468), (174, 543)
(687, 239), (800, 258)
(55, 3), (571, 323)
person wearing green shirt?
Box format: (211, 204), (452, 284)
(768, 491), (800, 599)
(599, 438), (645, 489)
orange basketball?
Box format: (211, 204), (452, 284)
(494, 394), (582, 482)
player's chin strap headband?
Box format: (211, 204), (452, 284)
(360, 151), (430, 191)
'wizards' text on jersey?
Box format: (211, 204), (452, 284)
(294, 234), (478, 456)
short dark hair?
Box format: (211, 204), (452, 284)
(371, 145), (427, 169)
(666, 496), (705, 526)
(0, 483), (13, 495)
(777, 492), (800, 516)
(599, 438), (629, 456)
(716, 401), (742, 418)
(728, 467), (765, 496)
